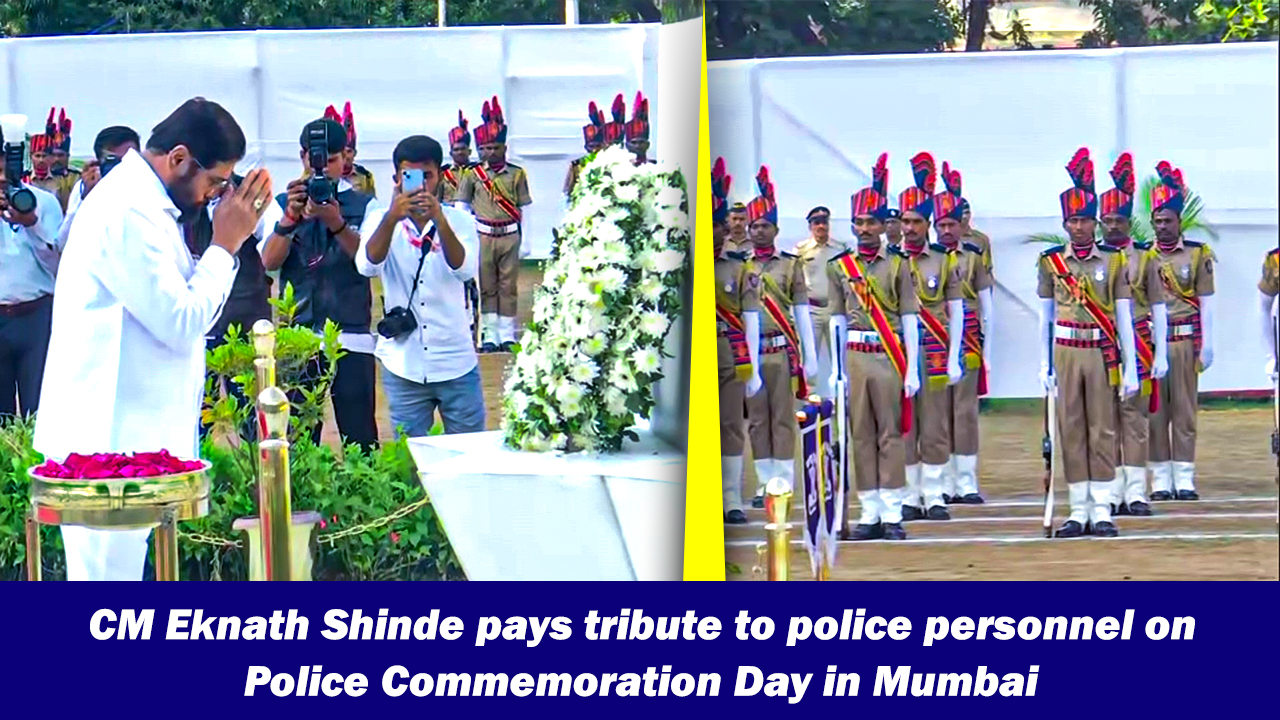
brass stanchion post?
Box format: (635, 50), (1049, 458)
(252, 320), (277, 397)
(764, 476), (792, 581)
(154, 508), (179, 581)
(25, 508), (40, 581)
(257, 386), (293, 581)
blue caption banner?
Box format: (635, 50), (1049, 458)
(7, 582), (1274, 716)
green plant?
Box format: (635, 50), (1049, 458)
(0, 415), (63, 581)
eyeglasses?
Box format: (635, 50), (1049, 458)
(808, 216), (830, 225)
(190, 155), (231, 192)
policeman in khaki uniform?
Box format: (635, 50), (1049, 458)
(1037, 147), (1140, 538)
(950, 169), (993, 274)
(726, 202), (749, 254)
(456, 96), (533, 353)
(795, 205), (850, 399)
(441, 110), (475, 206)
(894, 152), (964, 522)
(1260, 247), (1279, 382)
(826, 153), (922, 541)
(1145, 162), (1214, 501)
(27, 108), (79, 213)
(712, 158), (762, 524)
(742, 166), (818, 506)
(1099, 153), (1169, 516)
(330, 102), (377, 197)
(934, 163), (994, 504)
(565, 102), (606, 199)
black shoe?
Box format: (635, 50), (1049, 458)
(724, 509), (748, 525)
(1055, 520), (1086, 538)
(1083, 520), (1094, 535)
(1093, 520), (1119, 537)
(751, 494), (765, 509)
(943, 494), (956, 504)
(1176, 489), (1199, 501)
(1128, 501), (1153, 516)
(847, 523), (884, 541)
(1150, 491), (1173, 501)
(956, 493), (984, 504)
(881, 522), (907, 540)
(480, 342), (499, 354)
(1114, 502), (1129, 516)
(499, 341), (518, 353)
(926, 506), (950, 521)
(902, 505), (926, 522)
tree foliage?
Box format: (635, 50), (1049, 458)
(0, 0), (665, 37)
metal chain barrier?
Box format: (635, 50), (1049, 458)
(177, 495), (432, 549)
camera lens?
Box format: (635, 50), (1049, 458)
(9, 188), (36, 215)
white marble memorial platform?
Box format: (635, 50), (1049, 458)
(408, 421), (686, 581)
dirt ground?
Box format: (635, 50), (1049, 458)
(726, 407), (1280, 581)
(317, 264), (544, 447)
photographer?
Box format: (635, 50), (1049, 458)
(259, 117), (381, 452)
(357, 135), (483, 437)
(0, 120), (65, 418)
(57, 125), (141, 251)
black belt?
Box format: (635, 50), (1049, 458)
(0, 294), (51, 318)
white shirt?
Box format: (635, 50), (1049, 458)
(33, 149), (237, 461)
(356, 204), (479, 384)
(257, 177), (381, 354)
(0, 184), (64, 303)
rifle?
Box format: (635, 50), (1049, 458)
(832, 323), (851, 540)
(1043, 385), (1056, 538)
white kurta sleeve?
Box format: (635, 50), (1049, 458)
(90, 208), (237, 354)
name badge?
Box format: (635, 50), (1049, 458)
(927, 276), (938, 289)
(1181, 265), (1191, 279)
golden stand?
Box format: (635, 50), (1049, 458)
(252, 319), (296, 581)
(25, 461), (212, 581)
(753, 477), (793, 581)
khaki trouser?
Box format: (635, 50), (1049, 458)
(950, 370), (981, 455)
(845, 349), (906, 492)
(1116, 391), (1150, 466)
(746, 351), (796, 460)
(719, 360), (747, 457)
(480, 232), (520, 317)
(1054, 344), (1117, 483)
(1149, 339), (1197, 462)
(905, 384), (951, 466)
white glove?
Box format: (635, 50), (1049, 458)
(744, 310), (762, 395)
(746, 372), (763, 397)
(794, 304), (819, 380)
(946, 298), (964, 385)
(1152, 303), (1169, 380)
(902, 313), (921, 397)
(980, 287), (994, 375)
(520, 242), (532, 259)
(1265, 356), (1277, 383)
(1038, 297), (1055, 394)
(1117, 299), (1140, 398)
(1038, 364), (1056, 395)
(1198, 294), (1214, 371)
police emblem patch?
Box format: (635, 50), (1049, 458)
(1095, 268), (1105, 281)
(1181, 265), (1191, 279)
(725, 283), (733, 293)
(928, 276), (937, 289)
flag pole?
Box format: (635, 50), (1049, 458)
(439, 0), (447, 28)
(565, 0), (579, 25)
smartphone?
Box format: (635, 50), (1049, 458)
(403, 169), (424, 193)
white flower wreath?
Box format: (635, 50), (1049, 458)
(501, 145), (690, 454)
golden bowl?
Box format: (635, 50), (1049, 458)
(28, 460), (212, 530)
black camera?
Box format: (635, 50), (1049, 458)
(100, 153), (122, 178)
(305, 121), (336, 205)
(4, 142), (37, 215)
(377, 306), (418, 340)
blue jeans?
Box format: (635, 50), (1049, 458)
(381, 364), (486, 438)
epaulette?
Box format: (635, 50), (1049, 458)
(506, 162), (524, 171)
(830, 249), (852, 262)
(1040, 244), (1065, 258)
(780, 250), (798, 259)
(887, 245), (907, 258)
(1183, 239), (1204, 248)
(1134, 241), (1153, 251)
(1099, 244), (1120, 253)
(66, 166), (81, 175)
(726, 250), (748, 261)
(1268, 247), (1279, 258)
(963, 241), (982, 254)
(930, 242), (950, 254)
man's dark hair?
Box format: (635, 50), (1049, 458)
(146, 98), (246, 167)
(300, 119), (348, 154)
(94, 126), (141, 160)
(392, 135), (444, 170)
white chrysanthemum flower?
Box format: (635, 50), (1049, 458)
(597, 267), (626, 294)
(614, 183), (640, 203)
(632, 346), (662, 375)
(639, 312), (669, 338)
(656, 185), (684, 209)
(599, 240), (628, 265)
(649, 249), (685, 274)
(604, 387), (628, 415)
(554, 382), (583, 406)
(582, 334), (607, 357)
(569, 357), (599, 384)
(511, 392), (530, 416)
(550, 433), (568, 450)
(658, 207), (689, 233)
(638, 276), (665, 303)
(594, 221), (624, 245)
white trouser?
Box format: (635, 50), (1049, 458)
(61, 526), (152, 581)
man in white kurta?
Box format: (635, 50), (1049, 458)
(34, 101), (272, 580)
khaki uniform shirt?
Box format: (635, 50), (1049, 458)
(1113, 241), (1166, 319)
(746, 248), (807, 335)
(904, 243), (963, 321)
(795, 235), (850, 308)
(956, 241), (995, 310)
(455, 162), (532, 225)
(1037, 243), (1132, 323)
(716, 249), (758, 373)
(441, 163), (472, 205)
(724, 229), (749, 256)
(964, 226), (993, 274)
(29, 169), (78, 213)
(1148, 238), (1214, 322)
(827, 245), (918, 334)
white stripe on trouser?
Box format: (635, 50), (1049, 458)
(1172, 461), (1196, 491)
(904, 463), (922, 508)
(1123, 466), (1148, 505)
(1068, 482), (1089, 525)
(955, 455), (980, 497)
(1148, 461), (1173, 494)
(61, 526), (152, 581)
(722, 455), (744, 513)
(922, 464), (947, 509)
